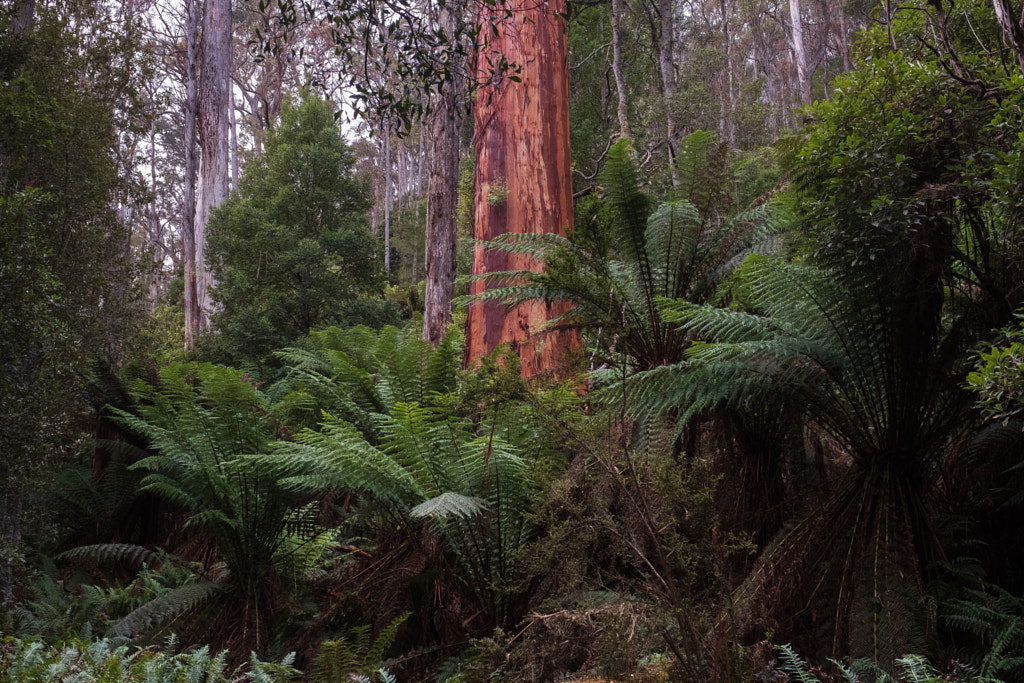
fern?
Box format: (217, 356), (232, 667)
(457, 134), (778, 374)
(315, 613), (409, 682)
(626, 221), (997, 662)
(89, 362), (321, 651)
(264, 399), (533, 626)
(108, 581), (221, 638)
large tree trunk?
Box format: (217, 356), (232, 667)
(466, 0), (579, 378)
(195, 0), (232, 330)
(789, 0), (811, 105)
(992, 0), (1024, 71)
(182, 0), (201, 348)
(423, 1), (465, 346)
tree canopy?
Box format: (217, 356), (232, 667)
(206, 93), (384, 363)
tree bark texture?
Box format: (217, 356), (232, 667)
(611, 0), (631, 138)
(195, 0), (232, 329)
(992, 0), (1024, 71)
(467, 0), (580, 378)
(384, 124), (392, 273)
(659, 0), (678, 184)
(789, 0), (811, 105)
(423, 2), (464, 346)
(182, 0), (201, 348)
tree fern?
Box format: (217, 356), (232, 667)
(269, 322), (464, 440)
(82, 362), (322, 652)
(456, 134), (778, 373)
(620, 208), (1011, 666)
(264, 399), (532, 626)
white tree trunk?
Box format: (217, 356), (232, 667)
(195, 0), (232, 327)
(789, 0), (811, 105)
(384, 123), (392, 274)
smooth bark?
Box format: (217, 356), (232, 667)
(611, 0), (631, 138)
(383, 124), (392, 273)
(195, 0), (232, 329)
(789, 0), (811, 105)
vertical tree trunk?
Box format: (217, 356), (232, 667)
(423, 0), (464, 346)
(659, 0), (679, 184)
(383, 123), (392, 274)
(789, 0), (811, 105)
(417, 126), (425, 196)
(837, 0), (852, 72)
(195, 0), (232, 329)
(611, 0), (631, 138)
(229, 90), (239, 191)
(149, 117), (162, 309)
(182, 0), (201, 349)
(12, 0), (35, 36)
(721, 0), (736, 144)
(992, 0), (1024, 71)
(467, 0), (580, 378)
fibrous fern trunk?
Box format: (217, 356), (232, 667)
(467, 0), (580, 378)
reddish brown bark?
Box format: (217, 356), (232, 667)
(466, 0), (580, 378)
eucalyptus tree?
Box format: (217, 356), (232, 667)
(462, 134), (776, 374)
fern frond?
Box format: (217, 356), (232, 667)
(108, 581), (221, 638)
(411, 492), (488, 520)
(56, 543), (167, 568)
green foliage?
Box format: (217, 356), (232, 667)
(315, 612), (408, 682)
(265, 401), (532, 626)
(966, 312), (1024, 422)
(0, 0), (151, 602)
(774, 642), (1006, 683)
(941, 581), (1024, 679)
(102, 363), (322, 651)
(0, 635), (301, 682)
(268, 321), (464, 437)
(460, 134), (776, 373)
(206, 92), (381, 365)
(14, 551), (209, 644)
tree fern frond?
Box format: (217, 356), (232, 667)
(56, 543), (168, 568)
(411, 492), (488, 520)
(108, 581), (221, 638)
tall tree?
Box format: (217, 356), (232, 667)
(194, 0), (232, 334)
(205, 94), (377, 364)
(181, 0), (202, 348)
(423, 0), (466, 346)
(466, 0), (580, 377)
(788, 0), (811, 104)
(0, 0), (147, 606)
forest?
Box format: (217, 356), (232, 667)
(2, 0), (1024, 679)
